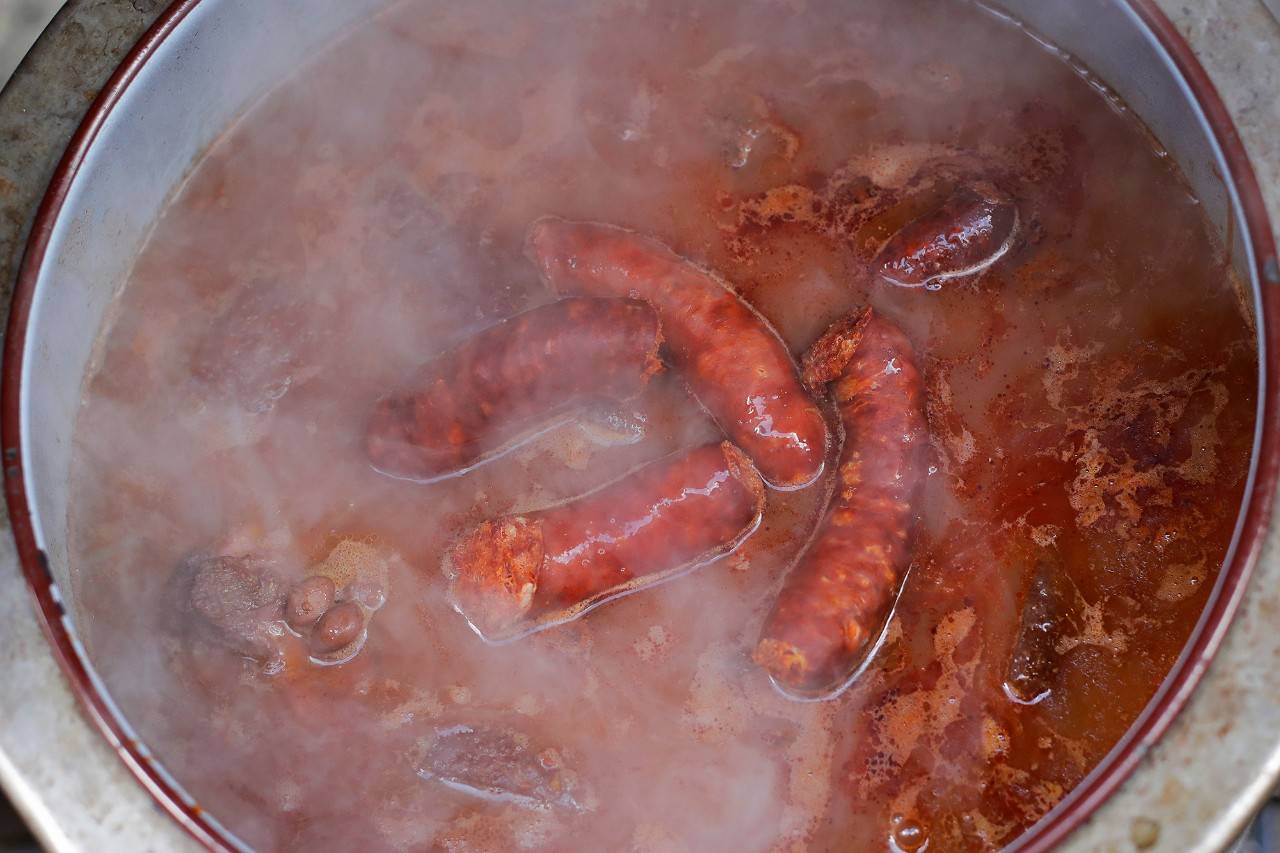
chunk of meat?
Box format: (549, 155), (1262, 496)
(189, 279), (318, 412)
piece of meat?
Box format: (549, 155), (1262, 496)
(1004, 549), (1074, 704)
(448, 441), (766, 641)
(181, 537), (396, 672)
(186, 554), (286, 663)
(365, 296), (663, 482)
(526, 218), (829, 490)
(872, 184), (1018, 288)
(754, 308), (928, 697)
(189, 278), (318, 413)
(418, 724), (586, 811)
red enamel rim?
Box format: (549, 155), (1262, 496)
(2, 1), (1276, 851)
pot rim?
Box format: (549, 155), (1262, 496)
(1, 1), (1276, 851)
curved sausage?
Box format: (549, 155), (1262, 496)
(418, 723), (586, 812)
(754, 309), (928, 697)
(448, 442), (766, 641)
(525, 218), (829, 490)
(365, 297), (662, 482)
(873, 184), (1018, 288)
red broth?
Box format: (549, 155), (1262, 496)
(67, 0), (1256, 849)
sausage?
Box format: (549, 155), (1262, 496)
(873, 184), (1018, 288)
(754, 308), (928, 697)
(525, 218), (829, 490)
(366, 297), (663, 482)
(1004, 548), (1074, 704)
(448, 441), (766, 641)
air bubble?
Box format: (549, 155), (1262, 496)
(889, 815), (929, 852)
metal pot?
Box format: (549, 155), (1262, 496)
(0, 0), (1276, 849)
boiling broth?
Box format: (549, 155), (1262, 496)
(67, 0), (1256, 849)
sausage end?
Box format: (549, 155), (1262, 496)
(635, 301), (666, 381)
(801, 308), (873, 392)
(872, 183), (1019, 288)
(524, 216), (571, 284)
(448, 517), (544, 639)
(753, 638), (811, 687)
(365, 393), (453, 480)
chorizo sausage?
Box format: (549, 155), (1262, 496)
(873, 184), (1018, 288)
(754, 308), (928, 697)
(448, 441), (766, 641)
(525, 218), (829, 490)
(365, 297), (662, 482)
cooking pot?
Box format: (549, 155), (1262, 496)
(0, 0), (1276, 849)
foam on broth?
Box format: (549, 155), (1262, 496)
(67, 0), (1257, 849)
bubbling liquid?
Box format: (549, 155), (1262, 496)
(67, 0), (1255, 850)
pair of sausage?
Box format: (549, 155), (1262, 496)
(366, 222), (830, 490)
(285, 575), (366, 659)
(369, 221), (829, 638)
(524, 219), (830, 490)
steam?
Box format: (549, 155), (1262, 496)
(58, 0), (1255, 850)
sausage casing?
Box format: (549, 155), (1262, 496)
(873, 184), (1018, 288)
(526, 218), (829, 490)
(754, 309), (928, 697)
(449, 442), (765, 640)
(365, 297), (662, 482)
